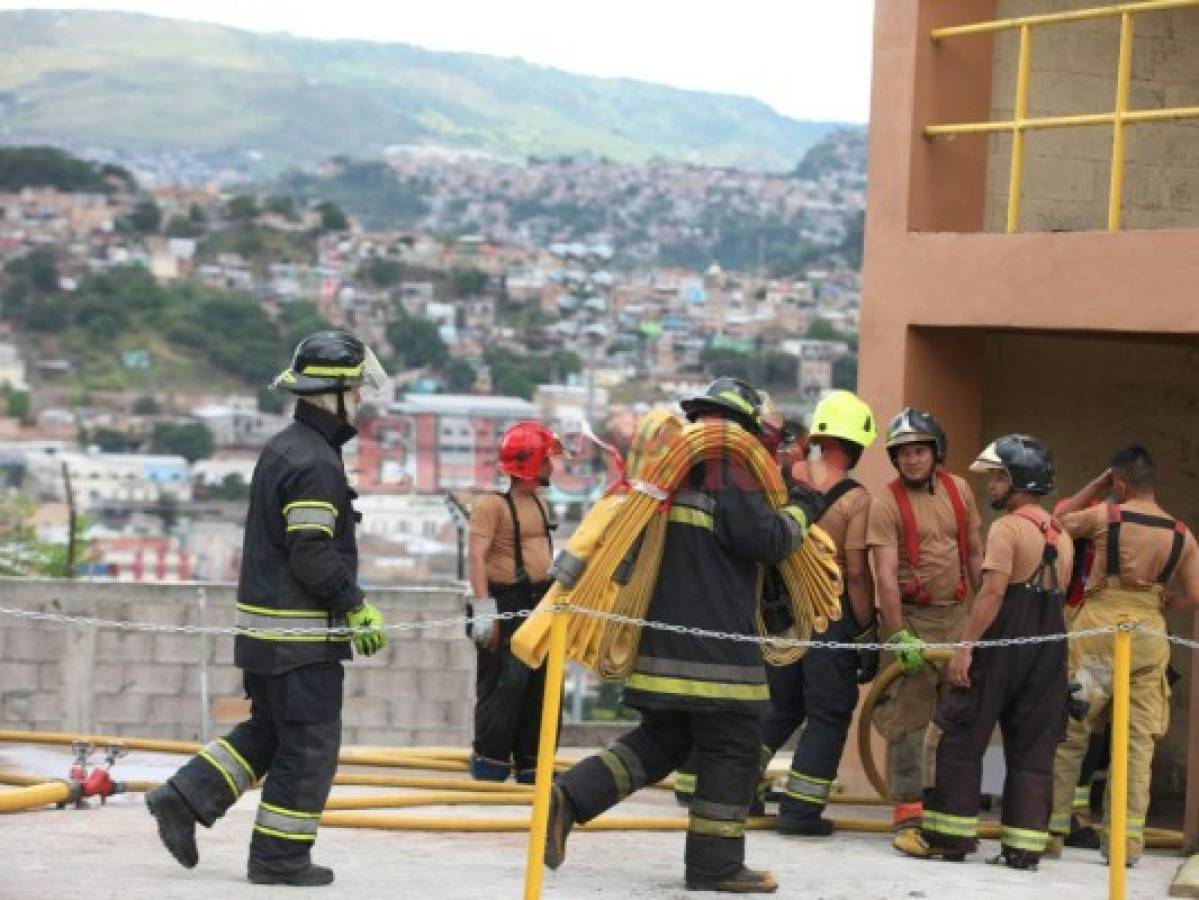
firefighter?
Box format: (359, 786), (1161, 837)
(896, 435), (1072, 869)
(145, 331), (389, 886)
(1048, 445), (1199, 865)
(544, 377), (824, 893)
(866, 408), (984, 838)
(759, 389), (879, 835)
(465, 421), (562, 783)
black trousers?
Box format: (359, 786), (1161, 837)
(559, 707), (762, 880)
(760, 605), (859, 822)
(473, 638), (557, 774)
(170, 663), (343, 875)
(922, 588), (1066, 857)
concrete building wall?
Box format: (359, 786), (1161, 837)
(979, 329), (1199, 798)
(0, 578), (475, 747)
(985, 0), (1199, 232)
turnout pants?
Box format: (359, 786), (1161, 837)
(559, 708), (762, 881)
(921, 586), (1066, 858)
(473, 580), (557, 777)
(1050, 589), (1170, 861)
(760, 602), (860, 823)
(473, 638), (557, 776)
(169, 662), (343, 876)
(873, 603), (967, 808)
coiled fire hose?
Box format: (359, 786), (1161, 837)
(512, 414), (844, 673)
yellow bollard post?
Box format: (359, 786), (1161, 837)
(523, 607), (569, 900)
(1109, 616), (1134, 899)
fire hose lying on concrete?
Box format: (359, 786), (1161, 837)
(0, 727), (1183, 850)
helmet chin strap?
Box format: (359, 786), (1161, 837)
(990, 490), (1012, 512)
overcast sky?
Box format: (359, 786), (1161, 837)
(7, 1), (876, 122)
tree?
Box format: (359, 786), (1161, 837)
(228, 194), (260, 222)
(150, 421), (214, 463)
(315, 201), (349, 233)
(449, 267), (488, 298)
(164, 215), (204, 238)
(805, 318), (841, 341)
(209, 473), (250, 502)
(279, 301), (333, 351)
(124, 198), (162, 234)
(2, 386), (30, 421)
(361, 256), (404, 288)
(133, 395), (161, 415)
(154, 492), (179, 534)
(386, 314), (448, 369)
(92, 427), (138, 452)
(833, 354), (859, 391)
(263, 194), (298, 221)
(445, 358), (476, 392)
(257, 386), (285, 414)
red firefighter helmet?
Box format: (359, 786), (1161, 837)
(498, 421), (563, 481)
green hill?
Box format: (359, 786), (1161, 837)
(0, 10), (845, 172)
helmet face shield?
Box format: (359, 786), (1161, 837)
(358, 346), (390, 403)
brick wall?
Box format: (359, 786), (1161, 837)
(0, 578), (475, 747)
(985, 0), (1199, 232)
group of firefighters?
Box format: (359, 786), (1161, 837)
(141, 329), (1198, 893)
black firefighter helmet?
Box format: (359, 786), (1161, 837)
(681, 377), (765, 434)
(970, 434), (1055, 496)
(271, 330), (388, 398)
(885, 407), (948, 466)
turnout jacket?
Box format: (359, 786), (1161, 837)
(234, 401), (365, 674)
(624, 458), (807, 712)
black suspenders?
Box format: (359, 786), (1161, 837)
(499, 491), (554, 585)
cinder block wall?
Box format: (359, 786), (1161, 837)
(985, 0), (1199, 231)
(0, 578), (476, 747)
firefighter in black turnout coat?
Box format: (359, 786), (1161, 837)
(145, 331), (390, 887)
(544, 378), (824, 894)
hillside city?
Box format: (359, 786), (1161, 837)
(0, 134), (865, 585)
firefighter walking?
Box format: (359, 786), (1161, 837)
(867, 408), (983, 838)
(466, 421), (562, 783)
(544, 378), (823, 893)
(760, 390), (879, 836)
(1048, 445), (1199, 865)
(145, 331), (389, 886)
(896, 435), (1072, 869)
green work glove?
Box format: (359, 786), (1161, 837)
(346, 602), (387, 657)
(890, 628), (926, 675)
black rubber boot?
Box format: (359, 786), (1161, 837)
(988, 848), (1039, 871)
(685, 866), (779, 893)
(146, 783), (199, 869)
(248, 863), (335, 886)
(1064, 814), (1100, 849)
(544, 784), (576, 871)
(777, 815), (834, 836)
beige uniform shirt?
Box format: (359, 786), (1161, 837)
(819, 482), (871, 575)
(1061, 499), (1199, 596)
(982, 511), (1074, 587)
(866, 472), (983, 606)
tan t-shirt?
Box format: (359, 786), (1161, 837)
(982, 510), (1074, 587)
(866, 472), (983, 606)
(469, 491), (553, 586)
(819, 482), (872, 574)
(1060, 499), (1199, 595)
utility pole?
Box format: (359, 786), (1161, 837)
(61, 461), (77, 578)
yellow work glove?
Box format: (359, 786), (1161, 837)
(346, 602), (387, 656)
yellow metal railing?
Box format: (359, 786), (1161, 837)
(926, 0), (1199, 233)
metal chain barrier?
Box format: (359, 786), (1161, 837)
(0, 601), (1191, 651)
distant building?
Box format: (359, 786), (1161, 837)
(22, 448), (191, 508)
(355, 393), (537, 492)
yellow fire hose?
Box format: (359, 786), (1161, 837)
(324, 791), (532, 810)
(856, 650), (955, 801)
(316, 810), (1183, 847)
(0, 781), (75, 812)
(0, 730), (578, 772)
(512, 417), (845, 672)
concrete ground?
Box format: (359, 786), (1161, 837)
(0, 744), (1185, 899)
